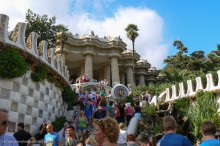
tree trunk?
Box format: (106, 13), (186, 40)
(132, 40), (135, 70)
(132, 40), (135, 86)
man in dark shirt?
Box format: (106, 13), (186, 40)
(93, 106), (105, 120)
(13, 123), (36, 146)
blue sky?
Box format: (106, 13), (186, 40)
(0, 0), (220, 68)
(68, 0), (220, 55)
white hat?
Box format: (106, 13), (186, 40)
(126, 102), (131, 107)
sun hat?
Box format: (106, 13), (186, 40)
(98, 106), (102, 110)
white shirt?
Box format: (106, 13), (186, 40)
(75, 87), (79, 94)
(117, 129), (127, 144)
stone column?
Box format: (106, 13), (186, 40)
(120, 73), (125, 85)
(104, 64), (111, 84)
(109, 53), (120, 86)
(61, 53), (66, 65)
(85, 55), (93, 79)
(80, 61), (85, 75)
(139, 74), (145, 86)
(83, 50), (95, 80)
(127, 66), (135, 87)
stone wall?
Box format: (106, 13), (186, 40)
(0, 13), (69, 135)
(0, 71), (67, 135)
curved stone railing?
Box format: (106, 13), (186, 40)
(150, 70), (220, 105)
(0, 14), (69, 83)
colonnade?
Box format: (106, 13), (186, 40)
(73, 52), (148, 86)
(64, 52), (148, 87)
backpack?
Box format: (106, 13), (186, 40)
(126, 107), (133, 115)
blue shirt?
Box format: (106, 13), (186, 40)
(85, 104), (93, 117)
(44, 132), (60, 146)
(0, 134), (18, 146)
(160, 133), (192, 146)
(200, 138), (220, 146)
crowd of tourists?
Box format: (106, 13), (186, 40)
(1, 86), (220, 146)
(71, 74), (109, 86)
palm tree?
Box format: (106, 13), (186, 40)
(125, 24), (139, 70)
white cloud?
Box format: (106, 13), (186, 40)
(0, 0), (169, 69)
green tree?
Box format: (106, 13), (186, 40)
(125, 24), (139, 69)
(188, 51), (212, 73)
(25, 9), (69, 48)
(55, 24), (69, 56)
(164, 40), (190, 71)
(207, 44), (220, 71)
(163, 69), (188, 83)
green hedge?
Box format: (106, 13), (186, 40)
(31, 65), (48, 82)
(0, 48), (29, 79)
(52, 116), (67, 132)
(62, 86), (77, 110)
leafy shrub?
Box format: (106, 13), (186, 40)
(62, 86), (77, 110)
(0, 48), (28, 78)
(52, 116), (66, 132)
(187, 91), (220, 139)
(142, 103), (156, 116)
(175, 98), (190, 112)
(31, 65), (48, 82)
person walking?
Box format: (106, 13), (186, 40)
(37, 122), (47, 145)
(117, 123), (127, 146)
(160, 115), (191, 146)
(85, 99), (94, 130)
(125, 103), (134, 126)
(0, 108), (18, 146)
(14, 123), (36, 146)
(65, 126), (78, 146)
(200, 121), (220, 146)
(93, 106), (105, 120)
(93, 117), (119, 146)
(76, 111), (88, 138)
(44, 124), (61, 146)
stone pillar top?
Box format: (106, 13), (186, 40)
(83, 50), (96, 56)
(108, 53), (121, 59)
(125, 64), (134, 68)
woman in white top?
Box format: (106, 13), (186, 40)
(117, 123), (127, 146)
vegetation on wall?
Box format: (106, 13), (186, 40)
(31, 64), (48, 82)
(133, 83), (172, 97)
(186, 91), (220, 139)
(52, 116), (67, 132)
(62, 86), (77, 110)
(0, 48), (29, 79)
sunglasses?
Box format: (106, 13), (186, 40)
(0, 121), (10, 126)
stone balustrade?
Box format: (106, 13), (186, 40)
(150, 70), (220, 105)
(0, 14), (69, 83)
(67, 33), (127, 50)
(0, 13), (70, 135)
